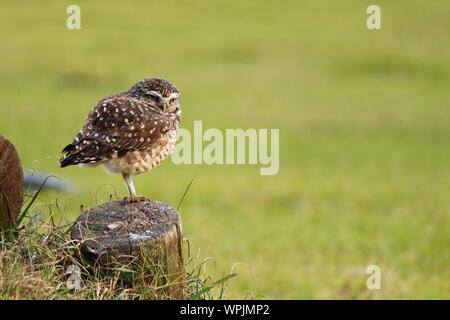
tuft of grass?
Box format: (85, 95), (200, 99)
(0, 219), (238, 300)
(0, 185), (237, 300)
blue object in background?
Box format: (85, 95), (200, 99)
(23, 170), (77, 193)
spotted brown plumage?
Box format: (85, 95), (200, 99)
(59, 78), (181, 202)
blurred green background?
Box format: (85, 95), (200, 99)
(1, 0), (449, 299)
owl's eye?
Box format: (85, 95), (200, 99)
(169, 98), (175, 104)
(147, 94), (157, 100)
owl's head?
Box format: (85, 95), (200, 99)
(128, 78), (181, 116)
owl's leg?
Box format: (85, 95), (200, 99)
(122, 173), (149, 203)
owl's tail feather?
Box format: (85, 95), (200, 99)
(59, 154), (77, 168)
(59, 143), (107, 168)
(61, 144), (73, 154)
(59, 145), (79, 168)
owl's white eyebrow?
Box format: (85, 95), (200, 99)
(147, 90), (162, 98)
(168, 92), (179, 99)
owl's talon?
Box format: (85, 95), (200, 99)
(123, 196), (150, 203)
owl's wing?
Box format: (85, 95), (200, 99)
(59, 95), (175, 167)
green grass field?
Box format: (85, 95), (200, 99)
(1, 0), (449, 299)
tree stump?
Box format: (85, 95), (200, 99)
(70, 200), (185, 299)
(0, 134), (24, 231)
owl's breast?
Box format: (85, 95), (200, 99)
(103, 129), (178, 175)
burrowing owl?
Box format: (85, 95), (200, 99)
(59, 78), (181, 202)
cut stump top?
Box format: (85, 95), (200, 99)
(71, 200), (182, 266)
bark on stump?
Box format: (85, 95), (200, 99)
(70, 200), (184, 298)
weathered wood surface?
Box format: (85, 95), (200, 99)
(0, 134), (24, 230)
(70, 200), (184, 298)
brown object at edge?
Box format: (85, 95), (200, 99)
(0, 134), (24, 230)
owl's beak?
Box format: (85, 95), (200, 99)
(166, 105), (181, 115)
